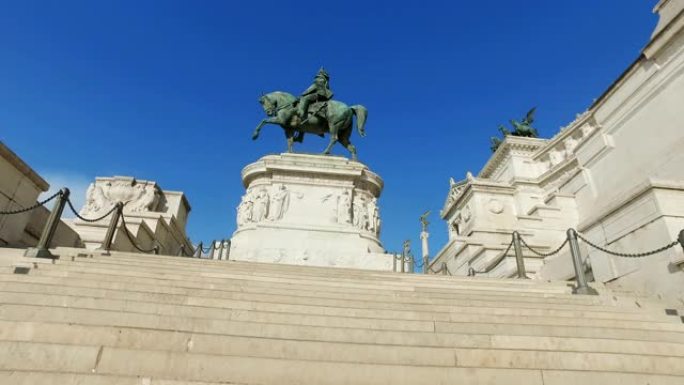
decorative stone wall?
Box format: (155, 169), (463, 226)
(0, 141), (50, 247)
(0, 141), (82, 248)
(229, 153), (392, 270)
(71, 176), (192, 255)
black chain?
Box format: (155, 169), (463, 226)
(519, 236), (568, 257)
(576, 232), (679, 258)
(469, 238), (514, 276)
(66, 198), (118, 222)
(428, 263), (451, 275)
(0, 191), (61, 215)
(119, 214), (158, 253)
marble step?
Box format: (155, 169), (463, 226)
(0, 271), (647, 316)
(0, 278), (674, 323)
(28, 256), (576, 295)
(1, 285), (681, 331)
(1, 340), (683, 384)
(4, 262), (606, 306)
(58, 250), (574, 287)
(4, 267), (597, 310)
(3, 319), (684, 360)
(2, 302), (683, 344)
(6, 249), (679, 313)
(3, 369), (681, 385)
(0, 370), (235, 385)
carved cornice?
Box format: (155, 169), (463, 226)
(441, 178), (516, 219)
(242, 153), (384, 197)
(479, 136), (548, 179)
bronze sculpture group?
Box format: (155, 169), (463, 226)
(252, 68), (368, 160)
(490, 107), (540, 152)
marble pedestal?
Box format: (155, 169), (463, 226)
(229, 153), (393, 270)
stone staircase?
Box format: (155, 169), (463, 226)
(0, 247), (683, 384)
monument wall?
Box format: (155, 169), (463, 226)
(0, 141), (82, 249)
(70, 176), (193, 255)
(229, 153), (393, 270)
(431, 1), (684, 300)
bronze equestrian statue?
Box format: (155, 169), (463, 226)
(251, 68), (368, 160)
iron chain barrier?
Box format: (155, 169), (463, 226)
(468, 237), (515, 277)
(119, 214), (159, 254)
(0, 190), (62, 215)
(576, 232), (680, 258)
(433, 228), (683, 296)
(65, 198), (118, 223)
(519, 236), (568, 258)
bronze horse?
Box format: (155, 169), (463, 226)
(252, 91), (367, 160)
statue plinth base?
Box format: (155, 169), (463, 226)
(229, 153), (392, 270)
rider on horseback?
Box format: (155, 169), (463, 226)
(293, 67), (333, 126)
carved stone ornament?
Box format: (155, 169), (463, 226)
(269, 184), (290, 221)
(462, 206), (472, 222)
(81, 177), (160, 217)
(487, 199), (504, 214)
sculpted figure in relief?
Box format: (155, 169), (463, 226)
(353, 196), (370, 230)
(82, 183), (110, 215)
(269, 185), (290, 221)
(563, 136), (578, 155)
(336, 190), (352, 224)
(236, 195), (254, 227)
(366, 197), (380, 234)
(252, 189), (270, 222)
(548, 149), (564, 166)
(129, 184), (160, 212)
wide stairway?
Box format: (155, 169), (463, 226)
(0, 247), (683, 385)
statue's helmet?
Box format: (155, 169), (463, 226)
(315, 67), (330, 81)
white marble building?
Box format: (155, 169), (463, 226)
(430, 0), (684, 300)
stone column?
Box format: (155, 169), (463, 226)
(420, 231), (429, 274)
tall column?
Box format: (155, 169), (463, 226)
(420, 231), (429, 274)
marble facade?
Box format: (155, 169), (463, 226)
(430, 0), (684, 301)
(229, 153), (393, 270)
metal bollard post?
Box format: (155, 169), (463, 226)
(216, 239), (225, 260)
(153, 245), (160, 255)
(441, 262), (448, 275)
(407, 256), (414, 274)
(25, 188), (70, 259)
(225, 239), (231, 260)
(207, 240), (216, 260)
(98, 202), (123, 254)
(423, 255), (428, 274)
(567, 228), (598, 295)
(512, 232), (529, 279)
(400, 255), (405, 273)
(177, 244), (186, 257)
(678, 229), (684, 253)
(193, 242), (203, 258)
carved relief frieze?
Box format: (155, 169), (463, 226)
(81, 177), (161, 217)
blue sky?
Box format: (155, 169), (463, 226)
(0, 1), (657, 256)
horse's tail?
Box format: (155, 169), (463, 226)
(351, 105), (368, 137)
